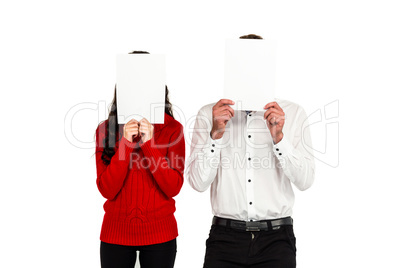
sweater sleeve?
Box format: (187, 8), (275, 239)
(139, 123), (185, 198)
(95, 123), (135, 200)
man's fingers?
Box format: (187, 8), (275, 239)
(216, 106), (235, 117)
(264, 108), (284, 119)
(215, 113), (232, 122)
(264, 102), (283, 112)
(267, 114), (285, 125)
(215, 110), (233, 121)
(264, 101), (278, 109)
(216, 99), (235, 107)
(265, 108), (284, 115)
(227, 106), (235, 117)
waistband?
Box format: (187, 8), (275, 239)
(212, 216), (293, 231)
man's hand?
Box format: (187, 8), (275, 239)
(123, 119), (139, 143)
(210, 99), (235, 140)
(263, 102), (285, 144)
(139, 118), (154, 143)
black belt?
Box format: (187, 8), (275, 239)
(212, 216), (293, 232)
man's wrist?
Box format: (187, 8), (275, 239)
(210, 129), (224, 140)
(273, 132), (284, 144)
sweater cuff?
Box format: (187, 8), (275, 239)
(140, 138), (162, 159)
(117, 137), (136, 162)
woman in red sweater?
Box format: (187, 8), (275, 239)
(95, 51), (185, 268)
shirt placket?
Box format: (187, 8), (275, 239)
(245, 111), (257, 221)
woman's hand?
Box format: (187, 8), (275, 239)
(123, 119), (139, 142)
(139, 118), (154, 143)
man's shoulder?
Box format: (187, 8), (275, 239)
(197, 102), (216, 115)
(276, 99), (305, 114)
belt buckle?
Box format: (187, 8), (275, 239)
(246, 221), (260, 232)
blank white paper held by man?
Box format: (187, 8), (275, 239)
(116, 54), (166, 124)
(224, 39), (277, 111)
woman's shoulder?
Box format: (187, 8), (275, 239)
(95, 120), (109, 142)
(96, 120), (108, 131)
(163, 113), (183, 130)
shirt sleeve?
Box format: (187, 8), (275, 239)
(139, 123), (185, 198)
(95, 124), (135, 200)
(272, 107), (315, 191)
(186, 106), (223, 192)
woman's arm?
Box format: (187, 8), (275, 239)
(139, 123), (185, 198)
(95, 123), (134, 200)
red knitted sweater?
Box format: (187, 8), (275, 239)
(95, 113), (185, 246)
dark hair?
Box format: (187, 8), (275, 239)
(239, 34), (263, 39)
(99, 51), (174, 165)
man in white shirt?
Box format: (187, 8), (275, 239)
(186, 34), (315, 267)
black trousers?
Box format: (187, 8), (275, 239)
(100, 239), (176, 268)
(203, 224), (296, 268)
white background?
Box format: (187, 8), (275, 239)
(1, 0), (401, 267)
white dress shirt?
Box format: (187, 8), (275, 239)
(186, 99), (315, 221)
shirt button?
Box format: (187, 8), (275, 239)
(248, 179), (251, 182)
(249, 202), (253, 205)
(279, 153), (282, 156)
(248, 135), (251, 138)
(276, 148), (279, 151)
(212, 144), (215, 147)
(248, 114), (252, 117)
(248, 157), (251, 161)
(211, 150), (214, 153)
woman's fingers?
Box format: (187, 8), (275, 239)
(123, 119), (139, 142)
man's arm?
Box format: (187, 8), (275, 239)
(186, 100), (234, 192)
(265, 102), (315, 191)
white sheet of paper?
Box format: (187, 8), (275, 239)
(116, 54), (165, 124)
(224, 39), (276, 111)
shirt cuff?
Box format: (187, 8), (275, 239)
(205, 135), (223, 157)
(272, 135), (293, 160)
